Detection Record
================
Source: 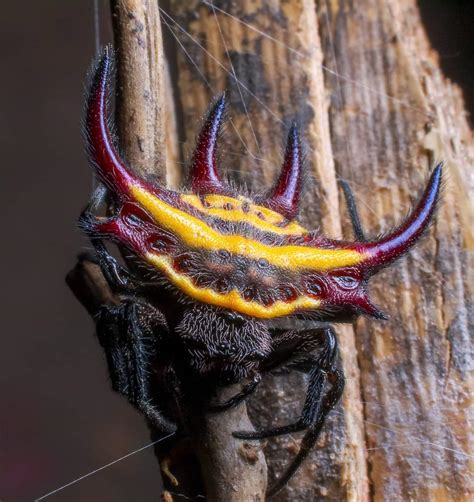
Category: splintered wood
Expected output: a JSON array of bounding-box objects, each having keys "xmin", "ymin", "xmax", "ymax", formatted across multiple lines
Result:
[
  {"xmin": 168, "ymin": 0, "xmax": 472, "ymax": 500},
  {"xmin": 317, "ymin": 1, "xmax": 472, "ymax": 500}
]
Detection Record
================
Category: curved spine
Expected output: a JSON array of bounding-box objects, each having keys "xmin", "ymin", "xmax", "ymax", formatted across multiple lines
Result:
[
  {"xmin": 84, "ymin": 47, "xmax": 170, "ymax": 201},
  {"xmin": 190, "ymin": 94, "xmax": 228, "ymax": 194},
  {"xmin": 359, "ymin": 163, "xmax": 443, "ymax": 269},
  {"xmin": 263, "ymin": 124, "xmax": 303, "ymax": 220}
]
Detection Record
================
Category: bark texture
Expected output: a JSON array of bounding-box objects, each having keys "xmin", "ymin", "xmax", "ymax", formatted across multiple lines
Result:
[
  {"xmin": 169, "ymin": 1, "xmax": 368, "ymax": 500},
  {"xmin": 112, "ymin": 0, "xmax": 166, "ymax": 180},
  {"xmin": 186, "ymin": 385, "xmax": 268, "ymax": 502},
  {"xmin": 167, "ymin": 0, "xmax": 472, "ymax": 500},
  {"xmin": 317, "ymin": 1, "xmax": 473, "ymax": 500},
  {"xmin": 70, "ymin": 1, "xmax": 268, "ymax": 501}
]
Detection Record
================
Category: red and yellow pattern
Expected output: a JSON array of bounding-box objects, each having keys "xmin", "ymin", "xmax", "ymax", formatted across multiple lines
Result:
[{"xmin": 82, "ymin": 48, "xmax": 443, "ymax": 319}]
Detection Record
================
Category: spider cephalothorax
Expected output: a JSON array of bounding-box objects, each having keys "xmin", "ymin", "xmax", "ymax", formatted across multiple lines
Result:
[
  {"xmin": 176, "ymin": 304, "xmax": 271, "ymax": 383},
  {"xmin": 77, "ymin": 47, "xmax": 442, "ymax": 496}
]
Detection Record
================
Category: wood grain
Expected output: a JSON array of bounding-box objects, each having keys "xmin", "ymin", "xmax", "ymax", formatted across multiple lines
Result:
[
  {"xmin": 111, "ymin": 0, "xmax": 166, "ymax": 180},
  {"xmin": 317, "ymin": 0, "xmax": 473, "ymax": 500},
  {"xmin": 107, "ymin": 2, "xmax": 269, "ymax": 500}
]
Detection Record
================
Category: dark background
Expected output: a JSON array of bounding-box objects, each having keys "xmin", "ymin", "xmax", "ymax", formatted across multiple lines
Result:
[{"xmin": 0, "ymin": 1, "xmax": 471, "ymax": 501}]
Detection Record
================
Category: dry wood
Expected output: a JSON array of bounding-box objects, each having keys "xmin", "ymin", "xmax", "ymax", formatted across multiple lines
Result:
[
  {"xmin": 186, "ymin": 385, "xmax": 267, "ymax": 501},
  {"xmin": 169, "ymin": 0, "xmax": 472, "ymax": 500},
  {"xmin": 317, "ymin": 0, "xmax": 473, "ymax": 500},
  {"xmin": 111, "ymin": 0, "xmax": 166, "ymax": 180}
]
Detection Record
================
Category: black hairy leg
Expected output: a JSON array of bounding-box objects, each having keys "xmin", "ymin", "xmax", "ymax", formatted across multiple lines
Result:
[
  {"xmin": 208, "ymin": 374, "xmax": 262, "ymax": 413},
  {"xmin": 91, "ymin": 239, "xmax": 140, "ymax": 293},
  {"xmin": 79, "ymin": 186, "xmax": 145, "ymax": 295},
  {"xmin": 267, "ymin": 366, "xmax": 345, "ymax": 497},
  {"xmin": 340, "ymin": 179, "xmax": 366, "ymax": 241},
  {"xmin": 207, "ymin": 326, "xmax": 337, "ymax": 417},
  {"xmin": 232, "ymin": 327, "xmax": 345, "ymax": 496},
  {"xmin": 96, "ymin": 300, "xmax": 177, "ymax": 433},
  {"xmin": 264, "ymin": 325, "xmax": 338, "ymax": 374},
  {"xmin": 79, "ymin": 192, "xmax": 178, "ymax": 433},
  {"xmin": 233, "ymin": 327, "xmax": 340, "ymax": 439}
]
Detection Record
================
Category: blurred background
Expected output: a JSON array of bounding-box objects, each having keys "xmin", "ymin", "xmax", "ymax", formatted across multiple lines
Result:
[{"xmin": 0, "ymin": 1, "xmax": 471, "ymax": 501}]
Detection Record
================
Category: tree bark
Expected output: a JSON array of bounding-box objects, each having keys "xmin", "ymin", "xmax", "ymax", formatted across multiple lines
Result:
[
  {"xmin": 111, "ymin": 0, "xmax": 166, "ymax": 180},
  {"xmin": 317, "ymin": 1, "xmax": 473, "ymax": 500},
  {"xmin": 167, "ymin": 0, "xmax": 472, "ymax": 500},
  {"xmin": 169, "ymin": 1, "xmax": 368, "ymax": 500}
]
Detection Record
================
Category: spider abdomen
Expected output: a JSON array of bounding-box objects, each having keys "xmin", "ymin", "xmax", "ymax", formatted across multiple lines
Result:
[{"xmin": 83, "ymin": 48, "xmax": 442, "ymax": 320}]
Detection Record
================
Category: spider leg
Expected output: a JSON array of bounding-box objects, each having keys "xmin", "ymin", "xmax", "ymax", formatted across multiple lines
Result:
[
  {"xmin": 96, "ymin": 299, "xmax": 177, "ymax": 433},
  {"xmin": 267, "ymin": 367, "xmax": 344, "ymax": 497},
  {"xmin": 233, "ymin": 327, "xmax": 345, "ymax": 494},
  {"xmin": 91, "ymin": 238, "xmax": 140, "ymax": 293},
  {"xmin": 79, "ymin": 190, "xmax": 141, "ymax": 293},
  {"xmin": 208, "ymin": 374, "xmax": 262, "ymax": 413},
  {"xmin": 339, "ymin": 179, "xmax": 366, "ymax": 241},
  {"xmin": 207, "ymin": 324, "xmax": 332, "ymax": 414},
  {"xmin": 262, "ymin": 325, "xmax": 336, "ymax": 374},
  {"xmin": 233, "ymin": 363, "xmax": 329, "ymax": 440},
  {"xmin": 87, "ymin": 182, "xmax": 109, "ymax": 213},
  {"xmin": 79, "ymin": 186, "xmax": 151, "ymax": 294}
]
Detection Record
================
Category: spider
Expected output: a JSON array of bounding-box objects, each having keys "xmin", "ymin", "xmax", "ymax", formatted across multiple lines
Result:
[{"xmin": 75, "ymin": 47, "xmax": 442, "ymax": 497}]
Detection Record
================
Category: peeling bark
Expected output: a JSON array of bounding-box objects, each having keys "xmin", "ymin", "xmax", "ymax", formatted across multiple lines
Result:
[{"xmin": 317, "ymin": 1, "xmax": 473, "ymax": 500}]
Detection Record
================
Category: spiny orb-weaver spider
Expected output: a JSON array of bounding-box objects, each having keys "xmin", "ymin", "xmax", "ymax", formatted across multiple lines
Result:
[{"xmin": 76, "ymin": 47, "xmax": 442, "ymax": 496}]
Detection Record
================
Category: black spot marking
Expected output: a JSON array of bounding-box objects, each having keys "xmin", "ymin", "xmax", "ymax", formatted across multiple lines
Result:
[
  {"xmin": 257, "ymin": 258, "xmax": 269, "ymax": 269},
  {"xmin": 306, "ymin": 281, "xmax": 323, "ymax": 297},
  {"xmin": 151, "ymin": 233, "xmax": 177, "ymax": 253},
  {"xmin": 278, "ymin": 286, "xmax": 298, "ymax": 302},
  {"xmin": 288, "ymin": 235, "xmax": 306, "ymax": 245},
  {"xmin": 215, "ymin": 278, "xmax": 230, "ymax": 294},
  {"xmin": 243, "ymin": 287, "xmax": 256, "ymax": 302},
  {"xmin": 174, "ymin": 254, "xmax": 193, "ymax": 273},
  {"xmin": 194, "ymin": 275, "xmax": 212, "ymax": 288},
  {"xmin": 218, "ymin": 249, "xmax": 231, "ymax": 260},
  {"xmin": 124, "ymin": 213, "xmax": 145, "ymax": 227},
  {"xmin": 334, "ymin": 276, "xmax": 359, "ymax": 289},
  {"xmin": 151, "ymin": 239, "xmax": 168, "ymax": 253},
  {"xmin": 261, "ymin": 294, "xmax": 275, "ymax": 307}
]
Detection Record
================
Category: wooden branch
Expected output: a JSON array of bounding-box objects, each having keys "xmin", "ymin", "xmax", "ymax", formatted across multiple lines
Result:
[
  {"xmin": 68, "ymin": 0, "xmax": 472, "ymax": 499},
  {"xmin": 186, "ymin": 386, "xmax": 267, "ymax": 501},
  {"xmin": 168, "ymin": 0, "xmax": 473, "ymax": 500},
  {"xmin": 66, "ymin": 258, "xmax": 118, "ymax": 315},
  {"xmin": 317, "ymin": 0, "xmax": 473, "ymax": 500},
  {"xmin": 111, "ymin": 0, "xmax": 166, "ymax": 180}
]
